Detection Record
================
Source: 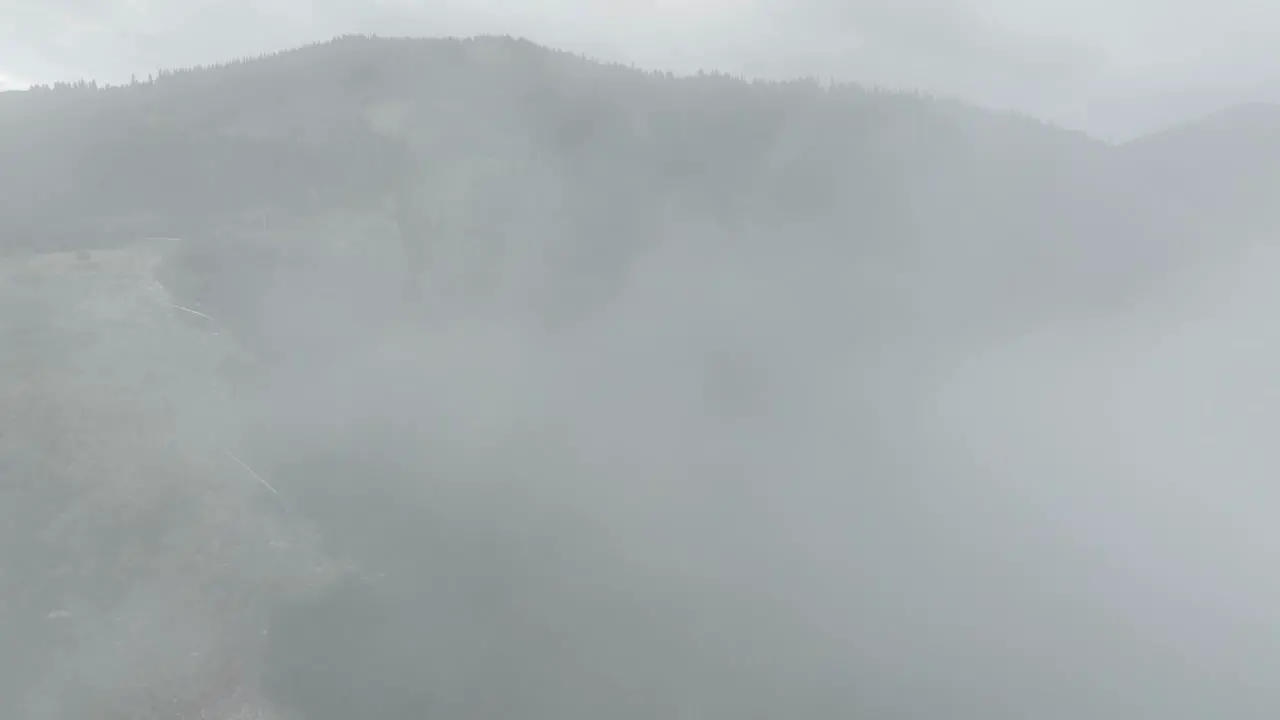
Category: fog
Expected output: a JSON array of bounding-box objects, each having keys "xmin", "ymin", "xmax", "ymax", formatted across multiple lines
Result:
[
  {"xmin": 222, "ymin": 177, "xmax": 1280, "ymax": 717},
  {"xmin": 4, "ymin": 12, "xmax": 1280, "ymax": 720}
]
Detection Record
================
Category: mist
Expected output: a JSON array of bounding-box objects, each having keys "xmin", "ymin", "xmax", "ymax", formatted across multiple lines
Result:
[
  {"xmin": 4, "ymin": 22, "xmax": 1280, "ymax": 720},
  {"xmin": 233, "ymin": 168, "xmax": 1280, "ymax": 718}
]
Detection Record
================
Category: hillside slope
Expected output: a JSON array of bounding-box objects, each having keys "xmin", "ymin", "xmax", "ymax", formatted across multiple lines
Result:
[
  {"xmin": 0, "ymin": 241, "xmax": 335, "ymax": 719},
  {"xmin": 1120, "ymin": 101, "xmax": 1280, "ymax": 239}
]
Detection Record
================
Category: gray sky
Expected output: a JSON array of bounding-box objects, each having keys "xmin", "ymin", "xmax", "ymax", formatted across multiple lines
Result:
[{"xmin": 1, "ymin": 1, "xmax": 1277, "ymax": 137}]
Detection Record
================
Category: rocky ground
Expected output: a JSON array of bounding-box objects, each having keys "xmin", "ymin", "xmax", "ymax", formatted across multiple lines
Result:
[{"xmin": 0, "ymin": 240, "xmax": 339, "ymax": 719}]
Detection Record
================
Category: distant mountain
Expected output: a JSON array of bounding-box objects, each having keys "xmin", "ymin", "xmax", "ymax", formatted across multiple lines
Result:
[{"xmin": 1121, "ymin": 102, "xmax": 1280, "ymax": 240}]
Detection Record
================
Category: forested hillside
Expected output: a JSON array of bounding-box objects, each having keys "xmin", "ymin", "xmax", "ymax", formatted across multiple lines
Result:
[
  {"xmin": 6, "ymin": 34, "xmax": 1280, "ymax": 720},
  {"xmin": 0, "ymin": 34, "xmax": 1221, "ymax": 335}
]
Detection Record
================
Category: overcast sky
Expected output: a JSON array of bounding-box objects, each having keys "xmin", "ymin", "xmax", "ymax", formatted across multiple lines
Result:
[{"xmin": 2, "ymin": 0, "xmax": 1279, "ymax": 138}]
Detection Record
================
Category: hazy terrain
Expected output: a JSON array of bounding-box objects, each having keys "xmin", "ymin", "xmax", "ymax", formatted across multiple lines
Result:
[{"xmin": 4, "ymin": 34, "xmax": 1280, "ymax": 719}]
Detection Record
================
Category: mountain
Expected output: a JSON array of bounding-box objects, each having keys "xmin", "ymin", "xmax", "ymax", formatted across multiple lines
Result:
[
  {"xmin": 1120, "ymin": 101, "xmax": 1280, "ymax": 240},
  {"xmin": 0, "ymin": 34, "xmax": 1197, "ymax": 338},
  {"xmin": 6, "ymin": 34, "xmax": 1280, "ymax": 720}
]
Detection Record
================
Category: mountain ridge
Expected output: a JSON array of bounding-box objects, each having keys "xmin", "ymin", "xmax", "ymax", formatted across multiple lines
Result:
[{"xmin": 4, "ymin": 35, "xmax": 1277, "ymax": 340}]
